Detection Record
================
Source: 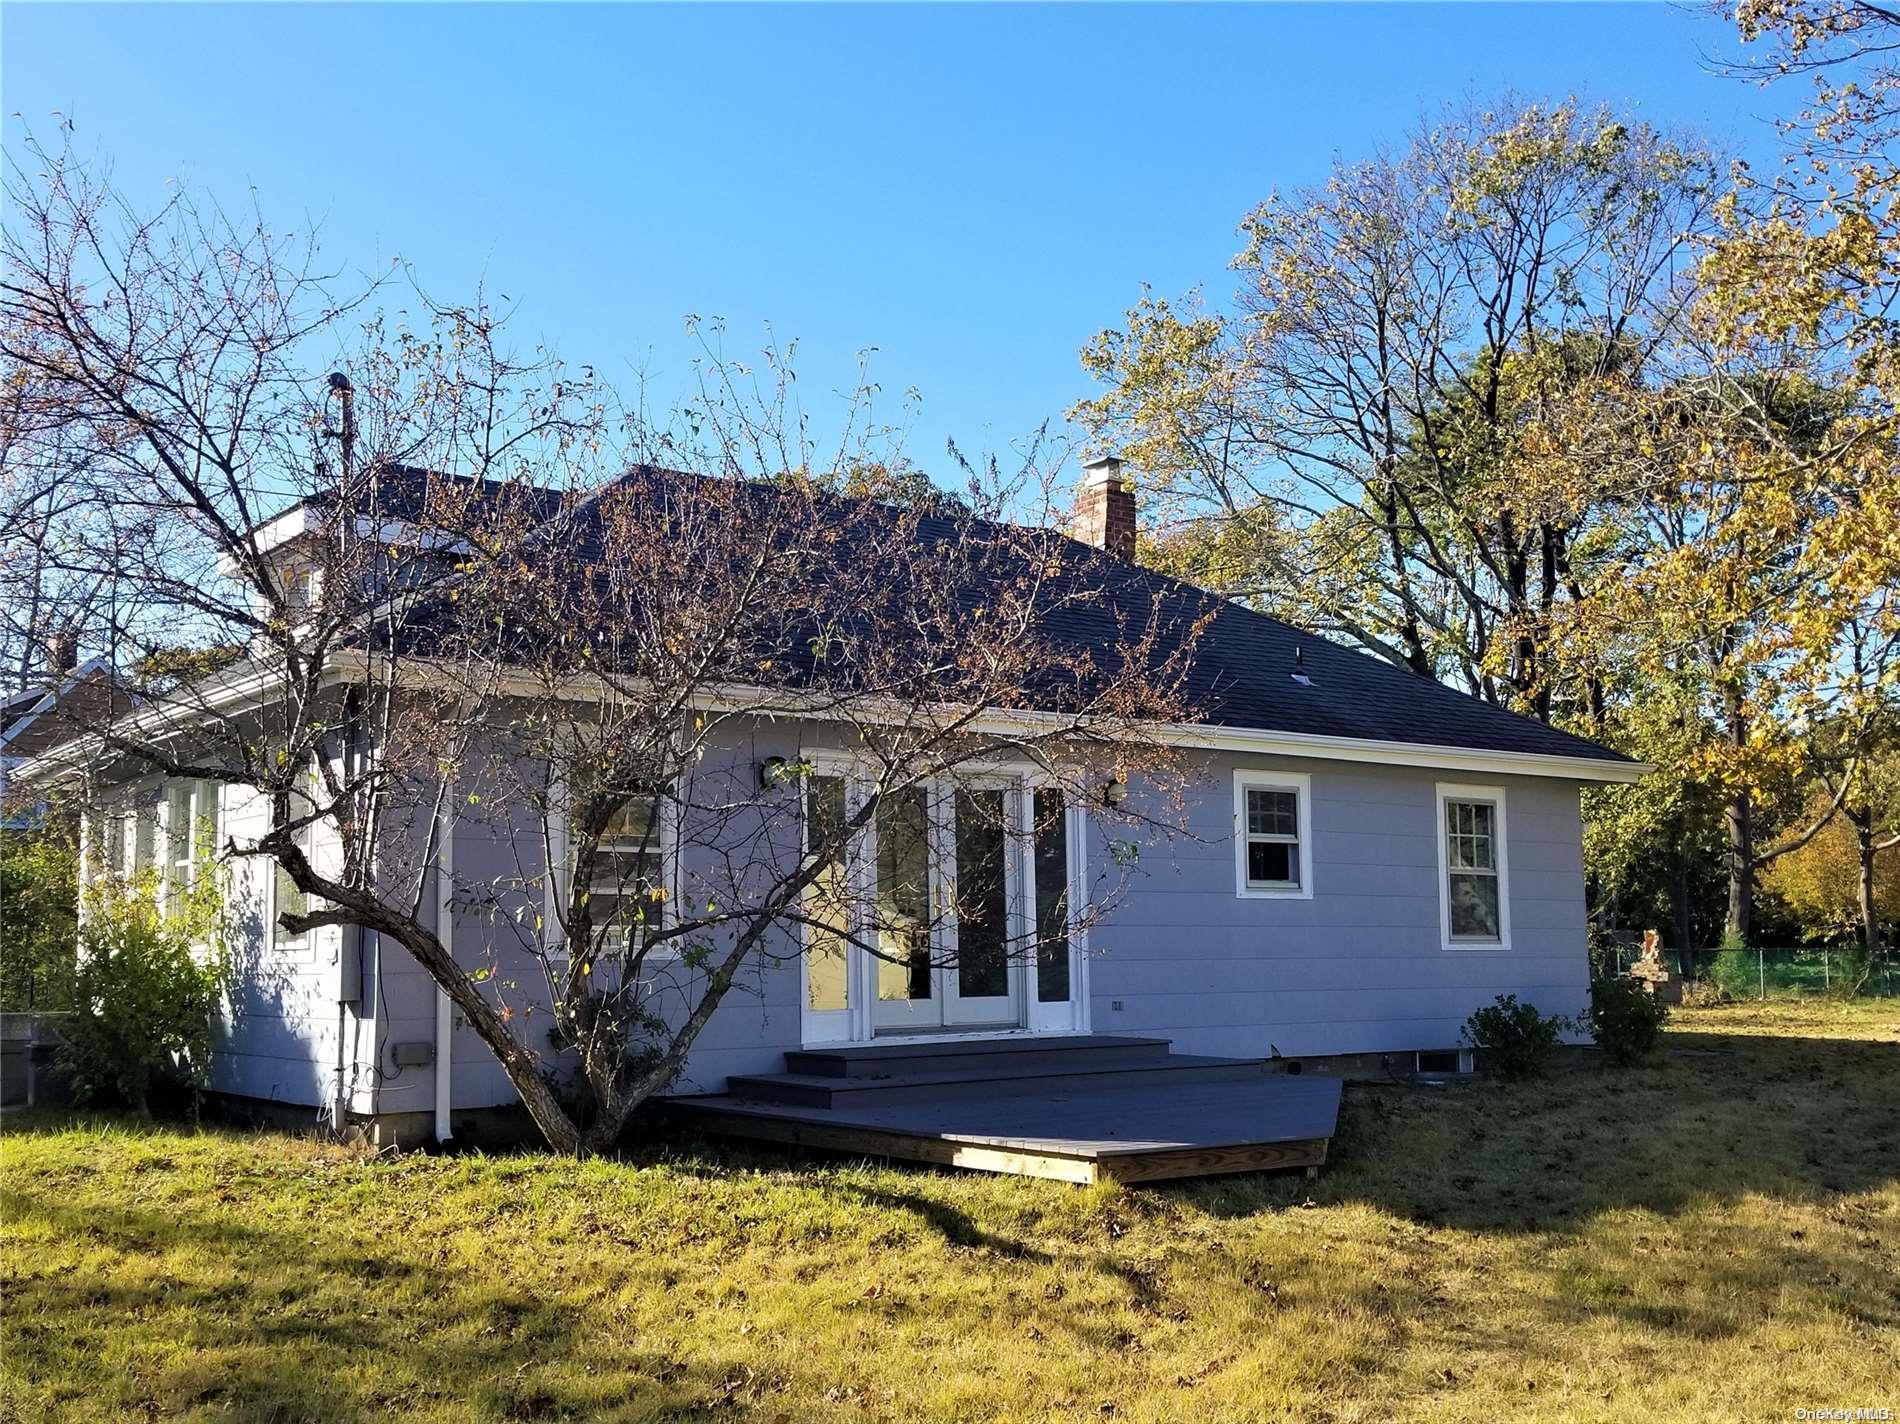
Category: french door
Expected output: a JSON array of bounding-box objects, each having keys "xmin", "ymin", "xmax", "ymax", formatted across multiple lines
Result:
[
  {"xmin": 800, "ymin": 764, "xmax": 1085, "ymax": 1044},
  {"xmin": 872, "ymin": 781, "xmax": 1023, "ymax": 1032}
]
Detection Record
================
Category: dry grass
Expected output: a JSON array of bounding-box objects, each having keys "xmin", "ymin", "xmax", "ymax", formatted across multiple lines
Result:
[{"xmin": 3, "ymin": 998, "xmax": 1896, "ymax": 1423}]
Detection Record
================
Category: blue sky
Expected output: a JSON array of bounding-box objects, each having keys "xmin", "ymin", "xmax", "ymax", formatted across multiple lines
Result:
[{"xmin": 4, "ymin": 3, "xmax": 1786, "ymax": 483}]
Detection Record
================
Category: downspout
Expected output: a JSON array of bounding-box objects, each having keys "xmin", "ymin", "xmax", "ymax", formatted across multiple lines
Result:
[
  {"xmin": 434, "ymin": 793, "xmax": 454, "ymax": 1145},
  {"xmin": 333, "ymin": 991, "xmax": 349, "ymax": 1131}
]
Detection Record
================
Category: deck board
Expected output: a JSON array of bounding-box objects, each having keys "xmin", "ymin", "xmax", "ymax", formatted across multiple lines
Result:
[{"xmin": 665, "ymin": 1073, "xmax": 1342, "ymax": 1183}]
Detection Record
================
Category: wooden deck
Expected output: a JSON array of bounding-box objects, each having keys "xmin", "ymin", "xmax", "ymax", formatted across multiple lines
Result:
[{"xmin": 662, "ymin": 1036, "xmax": 1343, "ymax": 1184}]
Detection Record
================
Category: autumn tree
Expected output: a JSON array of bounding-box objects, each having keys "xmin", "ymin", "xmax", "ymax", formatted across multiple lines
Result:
[
  {"xmin": 1073, "ymin": 97, "xmax": 1729, "ymax": 720},
  {"xmin": 1, "ymin": 139, "xmax": 1208, "ymax": 1154},
  {"xmin": 1626, "ymin": 0, "xmax": 1900, "ymax": 942}
]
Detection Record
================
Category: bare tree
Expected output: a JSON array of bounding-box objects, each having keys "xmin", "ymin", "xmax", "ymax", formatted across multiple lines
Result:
[{"xmin": 2, "ymin": 139, "xmax": 1209, "ymax": 1153}]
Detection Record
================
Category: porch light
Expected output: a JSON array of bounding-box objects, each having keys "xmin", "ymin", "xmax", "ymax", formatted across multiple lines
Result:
[
  {"xmin": 1103, "ymin": 777, "xmax": 1128, "ymax": 807},
  {"xmin": 758, "ymin": 756, "xmax": 789, "ymax": 791}
]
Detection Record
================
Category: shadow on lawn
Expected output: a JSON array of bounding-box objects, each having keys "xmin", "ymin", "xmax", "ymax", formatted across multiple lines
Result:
[
  {"xmin": 0, "ymin": 1185, "xmax": 717, "ymax": 1422},
  {"xmin": 1174, "ymin": 1023, "xmax": 1900, "ymax": 1234}
]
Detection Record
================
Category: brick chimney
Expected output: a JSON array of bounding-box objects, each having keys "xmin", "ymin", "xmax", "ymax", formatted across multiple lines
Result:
[
  {"xmin": 41, "ymin": 627, "xmax": 79, "ymax": 687},
  {"xmin": 1073, "ymin": 453, "xmax": 1136, "ymax": 561}
]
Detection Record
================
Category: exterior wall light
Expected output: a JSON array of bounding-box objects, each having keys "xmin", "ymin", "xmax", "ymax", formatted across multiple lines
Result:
[
  {"xmin": 1103, "ymin": 777, "xmax": 1129, "ymax": 807},
  {"xmin": 758, "ymin": 756, "xmax": 788, "ymax": 791}
]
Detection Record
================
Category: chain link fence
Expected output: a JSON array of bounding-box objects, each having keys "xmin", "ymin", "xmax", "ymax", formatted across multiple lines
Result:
[{"xmin": 1595, "ymin": 943, "xmax": 1900, "ymax": 999}]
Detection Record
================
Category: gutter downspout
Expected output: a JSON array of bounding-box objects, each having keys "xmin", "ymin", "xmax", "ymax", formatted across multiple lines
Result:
[{"xmin": 434, "ymin": 794, "xmax": 454, "ymax": 1146}]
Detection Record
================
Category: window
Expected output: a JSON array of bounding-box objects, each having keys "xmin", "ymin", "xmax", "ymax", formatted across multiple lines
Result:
[
  {"xmin": 875, "ymin": 784, "xmax": 933, "ymax": 1003},
  {"xmin": 1437, "ymin": 784, "xmax": 1510, "ymax": 950},
  {"xmin": 1233, "ymin": 770, "xmax": 1312, "ymax": 898},
  {"xmin": 99, "ymin": 801, "xmax": 128, "ymax": 878},
  {"xmin": 575, "ymin": 792, "xmax": 671, "ymax": 954},
  {"xmin": 1032, "ymin": 788, "xmax": 1070, "ymax": 1004},
  {"xmin": 165, "ymin": 779, "xmax": 217, "ymax": 909},
  {"xmin": 273, "ymin": 817, "xmax": 314, "ymax": 955},
  {"xmin": 271, "ymin": 779, "xmax": 319, "ymax": 956},
  {"xmin": 804, "ymin": 774, "xmax": 851, "ymax": 1013},
  {"xmin": 132, "ymin": 796, "xmax": 158, "ymax": 877}
]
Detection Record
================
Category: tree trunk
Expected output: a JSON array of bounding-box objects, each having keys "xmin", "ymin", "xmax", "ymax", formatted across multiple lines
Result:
[
  {"xmin": 1671, "ymin": 823, "xmax": 1693, "ymax": 955},
  {"xmin": 350, "ymin": 905, "xmax": 589, "ymax": 1153},
  {"xmin": 1726, "ymin": 790, "xmax": 1754, "ymax": 945},
  {"xmin": 1851, "ymin": 807, "xmax": 1880, "ymax": 958},
  {"xmin": 1723, "ymin": 681, "xmax": 1753, "ymax": 944},
  {"xmin": 1377, "ymin": 476, "xmax": 1432, "ymax": 679}
]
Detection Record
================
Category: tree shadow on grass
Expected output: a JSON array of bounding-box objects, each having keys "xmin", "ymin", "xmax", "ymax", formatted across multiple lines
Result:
[{"xmin": 0, "ymin": 1186, "xmax": 732, "ymax": 1423}]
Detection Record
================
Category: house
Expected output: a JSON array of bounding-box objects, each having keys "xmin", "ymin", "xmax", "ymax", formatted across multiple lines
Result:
[
  {"xmin": 22, "ymin": 456, "xmax": 1641, "ymax": 1148},
  {"xmin": 1, "ymin": 645, "xmax": 119, "ymax": 830}
]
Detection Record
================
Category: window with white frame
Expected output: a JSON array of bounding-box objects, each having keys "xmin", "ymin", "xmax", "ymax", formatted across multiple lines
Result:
[
  {"xmin": 1233, "ymin": 770, "xmax": 1312, "ymax": 898},
  {"xmin": 1438, "ymin": 784, "xmax": 1509, "ymax": 949},
  {"xmin": 164, "ymin": 779, "xmax": 217, "ymax": 909},
  {"xmin": 574, "ymin": 792, "xmax": 671, "ymax": 954},
  {"xmin": 271, "ymin": 779, "xmax": 318, "ymax": 956},
  {"xmin": 132, "ymin": 794, "xmax": 158, "ymax": 878},
  {"xmin": 803, "ymin": 772, "xmax": 852, "ymax": 1013},
  {"xmin": 272, "ymin": 818, "xmax": 314, "ymax": 955}
]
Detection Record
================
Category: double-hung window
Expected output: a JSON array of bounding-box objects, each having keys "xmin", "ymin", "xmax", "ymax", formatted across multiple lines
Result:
[
  {"xmin": 273, "ymin": 818, "xmax": 314, "ymax": 955},
  {"xmin": 577, "ymin": 792, "xmax": 671, "ymax": 954},
  {"xmin": 271, "ymin": 779, "xmax": 320, "ymax": 956},
  {"xmin": 1437, "ymin": 784, "xmax": 1509, "ymax": 950},
  {"xmin": 1233, "ymin": 770, "xmax": 1312, "ymax": 899},
  {"xmin": 165, "ymin": 779, "xmax": 217, "ymax": 910}
]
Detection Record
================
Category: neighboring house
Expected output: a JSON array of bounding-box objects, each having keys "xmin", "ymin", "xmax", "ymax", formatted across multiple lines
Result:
[
  {"xmin": 0, "ymin": 653, "xmax": 119, "ymax": 830},
  {"xmin": 24, "ymin": 457, "xmax": 1642, "ymax": 1142}
]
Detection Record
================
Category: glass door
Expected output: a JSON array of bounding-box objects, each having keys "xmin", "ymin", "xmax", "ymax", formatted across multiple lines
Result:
[
  {"xmin": 867, "ymin": 779, "xmax": 1029, "ymax": 1033},
  {"xmin": 803, "ymin": 769, "xmax": 1075, "ymax": 1045},
  {"xmin": 940, "ymin": 785, "xmax": 1024, "ymax": 1026},
  {"xmin": 872, "ymin": 783, "xmax": 940, "ymax": 1031}
]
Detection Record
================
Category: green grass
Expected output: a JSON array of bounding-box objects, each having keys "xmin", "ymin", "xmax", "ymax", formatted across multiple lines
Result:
[{"xmin": 4, "ymin": 999, "xmax": 1897, "ymax": 1423}]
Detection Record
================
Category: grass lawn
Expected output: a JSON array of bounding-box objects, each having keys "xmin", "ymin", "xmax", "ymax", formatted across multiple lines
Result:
[{"xmin": 3, "ymin": 1000, "xmax": 1897, "ymax": 1423}]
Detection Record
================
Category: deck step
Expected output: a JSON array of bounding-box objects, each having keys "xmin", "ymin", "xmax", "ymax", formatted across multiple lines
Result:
[
  {"xmin": 727, "ymin": 1055, "xmax": 1266, "ymax": 1108},
  {"xmin": 782, "ymin": 1034, "xmax": 1172, "ymax": 1080}
]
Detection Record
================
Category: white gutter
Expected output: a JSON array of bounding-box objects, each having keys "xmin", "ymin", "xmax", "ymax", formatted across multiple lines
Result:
[
  {"xmin": 434, "ymin": 792, "xmax": 454, "ymax": 1146},
  {"xmin": 11, "ymin": 651, "xmax": 1650, "ymax": 789}
]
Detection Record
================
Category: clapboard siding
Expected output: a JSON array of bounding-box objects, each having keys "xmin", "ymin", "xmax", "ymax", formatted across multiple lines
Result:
[
  {"xmin": 205, "ymin": 783, "xmax": 347, "ymax": 1108},
  {"xmin": 189, "ymin": 721, "xmax": 1591, "ymax": 1116},
  {"xmin": 1085, "ymin": 753, "xmax": 1588, "ymax": 1060}
]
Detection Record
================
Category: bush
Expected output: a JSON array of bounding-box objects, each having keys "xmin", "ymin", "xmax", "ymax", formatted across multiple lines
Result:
[
  {"xmin": 1587, "ymin": 976, "xmax": 1670, "ymax": 1065},
  {"xmin": 1461, "ymin": 994, "xmax": 1569, "ymax": 1080},
  {"xmin": 58, "ymin": 870, "xmax": 228, "ymax": 1116},
  {"xmin": 0, "ymin": 825, "xmax": 79, "ymax": 1013},
  {"xmin": 1708, "ymin": 946, "xmax": 1758, "ymax": 1000}
]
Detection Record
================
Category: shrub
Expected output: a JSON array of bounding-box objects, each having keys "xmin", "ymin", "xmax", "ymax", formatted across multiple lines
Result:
[
  {"xmin": 0, "ymin": 824, "xmax": 79, "ymax": 1013},
  {"xmin": 58, "ymin": 869, "xmax": 228, "ymax": 1116},
  {"xmin": 1461, "ymin": 994, "xmax": 1569, "ymax": 1080},
  {"xmin": 1587, "ymin": 976, "xmax": 1670, "ymax": 1065},
  {"xmin": 1708, "ymin": 946, "xmax": 1758, "ymax": 1000}
]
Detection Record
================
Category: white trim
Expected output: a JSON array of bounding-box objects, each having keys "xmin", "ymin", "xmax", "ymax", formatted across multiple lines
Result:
[
  {"xmin": 1435, "ymin": 782, "xmax": 1511, "ymax": 953},
  {"xmin": 796, "ymin": 751, "xmax": 868, "ymax": 1045},
  {"xmin": 1232, "ymin": 769, "xmax": 1314, "ymax": 900},
  {"xmin": 10, "ymin": 654, "xmax": 1648, "ymax": 791},
  {"xmin": 792, "ymin": 752, "xmax": 1090, "ymax": 1049},
  {"xmin": 231, "ymin": 505, "xmax": 472, "ymax": 564}
]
